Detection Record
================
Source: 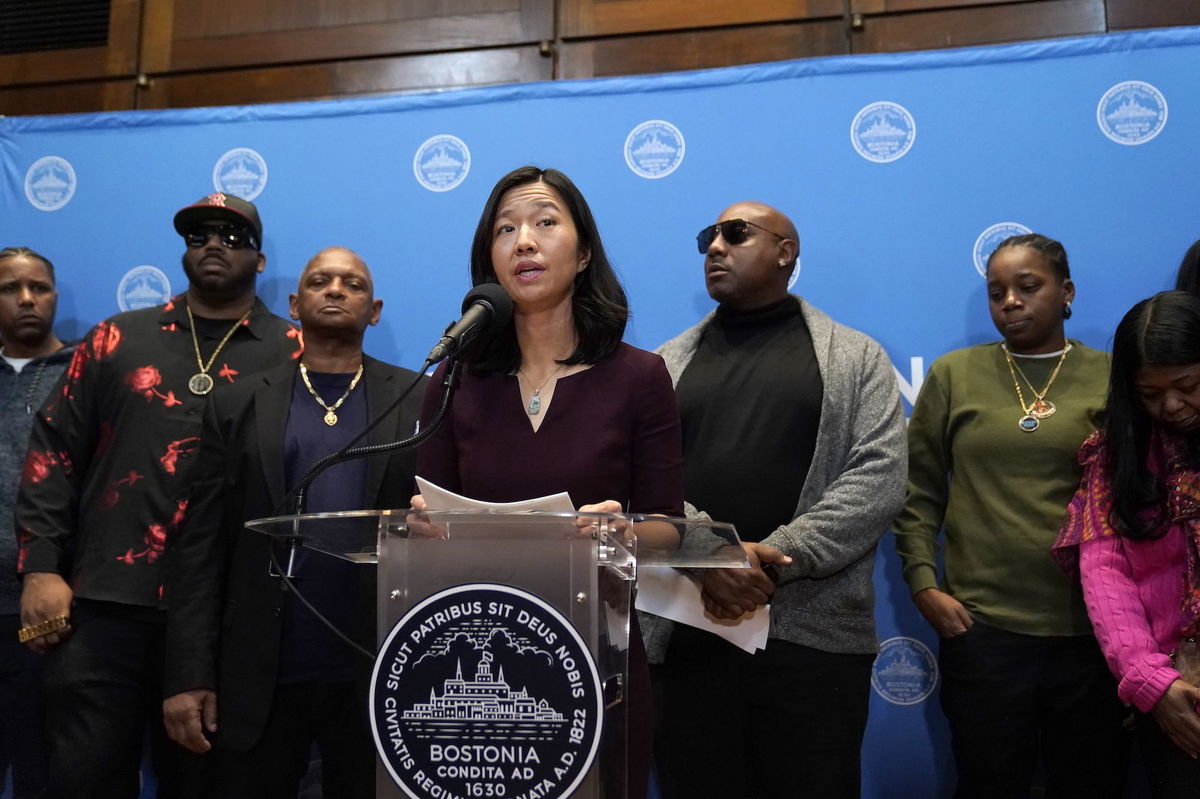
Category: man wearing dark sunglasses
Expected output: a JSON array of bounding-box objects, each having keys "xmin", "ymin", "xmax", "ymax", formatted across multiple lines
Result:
[
  {"xmin": 15, "ymin": 192, "xmax": 301, "ymax": 798},
  {"xmin": 644, "ymin": 201, "xmax": 907, "ymax": 798}
]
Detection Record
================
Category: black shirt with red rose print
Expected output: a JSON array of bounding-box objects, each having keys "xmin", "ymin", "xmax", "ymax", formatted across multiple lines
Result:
[{"xmin": 15, "ymin": 294, "xmax": 301, "ymax": 609}]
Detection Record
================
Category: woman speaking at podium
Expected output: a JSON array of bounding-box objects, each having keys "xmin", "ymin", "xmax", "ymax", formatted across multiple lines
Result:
[{"xmin": 412, "ymin": 165, "xmax": 685, "ymax": 798}]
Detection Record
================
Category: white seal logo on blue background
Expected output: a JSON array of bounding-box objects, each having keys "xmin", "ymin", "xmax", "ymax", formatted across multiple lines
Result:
[
  {"xmin": 624, "ymin": 120, "xmax": 685, "ymax": 179},
  {"xmin": 973, "ymin": 221, "xmax": 1033, "ymax": 277},
  {"xmin": 1097, "ymin": 81, "xmax": 1167, "ymax": 146},
  {"xmin": 851, "ymin": 102, "xmax": 916, "ymax": 163},
  {"xmin": 212, "ymin": 148, "xmax": 268, "ymax": 201},
  {"xmin": 371, "ymin": 583, "xmax": 603, "ymax": 799},
  {"xmin": 117, "ymin": 266, "xmax": 172, "ymax": 312},
  {"xmin": 414, "ymin": 135, "xmax": 471, "ymax": 192},
  {"xmin": 24, "ymin": 156, "xmax": 77, "ymax": 212},
  {"xmin": 872, "ymin": 636, "xmax": 938, "ymax": 705}
]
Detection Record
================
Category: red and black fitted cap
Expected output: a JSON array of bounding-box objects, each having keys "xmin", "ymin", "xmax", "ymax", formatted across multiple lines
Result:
[{"xmin": 172, "ymin": 192, "xmax": 263, "ymax": 249}]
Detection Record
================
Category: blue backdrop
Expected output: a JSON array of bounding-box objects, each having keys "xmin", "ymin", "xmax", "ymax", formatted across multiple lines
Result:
[{"xmin": 4, "ymin": 25, "xmax": 1200, "ymax": 797}]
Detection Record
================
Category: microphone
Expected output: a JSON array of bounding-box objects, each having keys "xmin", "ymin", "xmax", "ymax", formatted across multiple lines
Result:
[{"xmin": 426, "ymin": 283, "xmax": 513, "ymax": 364}]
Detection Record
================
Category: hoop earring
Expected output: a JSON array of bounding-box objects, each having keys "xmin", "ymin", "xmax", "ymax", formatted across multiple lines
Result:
[{"xmin": 1063, "ymin": 302, "xmax": 1073, "ymax": 320}]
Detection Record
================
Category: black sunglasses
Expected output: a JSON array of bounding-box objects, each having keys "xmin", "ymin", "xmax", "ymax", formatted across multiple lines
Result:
[
  {"xmin": 183, "ymin": 225, "xmax": 258, "ymax": 251},
  {"xmin": 696, "ymin": 219, "xmax": 789, "ymax": 254}
]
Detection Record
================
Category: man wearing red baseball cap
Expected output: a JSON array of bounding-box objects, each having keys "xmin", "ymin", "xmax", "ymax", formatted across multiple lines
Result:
[{"xmin": 15, "ymin": 192, "xmax": 301, "ymax": 798}]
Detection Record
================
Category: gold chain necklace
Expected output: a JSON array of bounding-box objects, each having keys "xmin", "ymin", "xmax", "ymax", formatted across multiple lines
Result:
[
  {"xmin": 517, "ymin": 364, "xmax": 565, "ymax": 415},
  {"xmin": 299, "ymin": 362, "xmax": 364, "ymax": 426},
  {"xmin": 1002, "ymin": 343, "xmax": 1070, "ymax": 432},
  {"xmin": 185, "ymin": 305, "xmax": 253, "ymax": 396}
]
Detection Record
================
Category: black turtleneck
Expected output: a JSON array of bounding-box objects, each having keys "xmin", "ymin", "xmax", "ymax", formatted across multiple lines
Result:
[{"xmin": 675, "ymin": 296, "xmax": 822, "ymax": 542}]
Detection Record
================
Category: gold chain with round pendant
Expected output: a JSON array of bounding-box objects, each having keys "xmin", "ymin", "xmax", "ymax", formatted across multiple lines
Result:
[
  {"xmin": 1002, "ymin": 343, "xmax": 1071, "ymax": 433},
  {"xmin": 299, "ymin": 362, "xmax": 364, "ymax": 426},
  {"xmin": 186, "ymin": 304, "xmax": 253, "ymax": 396}
]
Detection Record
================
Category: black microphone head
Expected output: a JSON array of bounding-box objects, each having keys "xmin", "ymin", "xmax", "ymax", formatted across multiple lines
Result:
[{"xmin": 462, "ymin": 283, "xmax": 513, "ymax": 332}]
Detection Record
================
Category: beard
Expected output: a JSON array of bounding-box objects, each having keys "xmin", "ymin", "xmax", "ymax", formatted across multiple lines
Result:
[
  {"xmin": 181, "ymin": 253, "xmax": 258, "ymax": 300},
  {"xmin": 3, "ymin": 316, "xmax": 54, "ymax": 348}
]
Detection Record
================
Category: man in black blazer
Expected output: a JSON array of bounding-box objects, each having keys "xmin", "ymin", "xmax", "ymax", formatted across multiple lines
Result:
[{"xmin": 161, "ymin": 247, "xmax": 425, "ymax": 798}]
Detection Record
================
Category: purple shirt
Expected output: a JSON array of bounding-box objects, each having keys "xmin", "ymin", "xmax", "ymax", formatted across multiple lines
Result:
[
  {"xmin": 418, "ymin": 342, "xmax": 683, "ymax": 516},
  {"xmin": 416, "ymin": 341, "xmax": 680, "ymax": 799}
]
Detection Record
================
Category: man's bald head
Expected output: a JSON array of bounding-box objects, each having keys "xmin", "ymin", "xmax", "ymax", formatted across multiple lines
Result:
[
  {"xmin": 289, "ymin": 246, "xmax": 382, "ymax": 336},
  {"xmin": 718, "ymin": 202, "xmax": 798, "ymax": 249},
  {"xmin": 301, "ymin": 247, "xmax": 374, "ymax": 292}
]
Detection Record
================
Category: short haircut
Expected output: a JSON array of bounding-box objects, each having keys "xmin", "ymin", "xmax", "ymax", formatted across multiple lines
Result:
[
  {"xmin": 0, "ymin": 246, "xmax": 56, "ymax": 283},
  {"xmin": 986, "ymin": 233, "xmax": 1070, "ymax": 281}
]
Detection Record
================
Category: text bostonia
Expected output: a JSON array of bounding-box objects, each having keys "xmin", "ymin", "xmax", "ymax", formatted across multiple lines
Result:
[{"xmin": 429, "ymin": 744, "xmax": 540, "ymax": 764}]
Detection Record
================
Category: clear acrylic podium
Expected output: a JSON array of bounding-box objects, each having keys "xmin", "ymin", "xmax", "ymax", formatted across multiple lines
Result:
[{"xmin": 246, "ymin": 509, "xmax": 747, "ymax": 799}]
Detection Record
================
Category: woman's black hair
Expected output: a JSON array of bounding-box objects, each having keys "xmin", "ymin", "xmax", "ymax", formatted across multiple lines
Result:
[
  {"xmin": 1174, "ymin": 239, "xmax": 1200, "ymax": 296},
  {"xmin": 460, "ymin": 166, "xmax": 628, "ymax": 372},
  {"xmin": 1105, "ymin": 290, "xmax": 1200, "ymax": 539},
  {"xmin": 0, "ymin": 246, "xmax": 55, "ymax": 282},
  {"xmin": 987, "ymin": 233, "xmax": 1071, "ymax": 282}
]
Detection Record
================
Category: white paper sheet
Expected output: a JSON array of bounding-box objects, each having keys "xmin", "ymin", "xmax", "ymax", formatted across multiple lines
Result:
[
  {"xmin": 635, "ymin": 566, "xmax": 770, "ymax": 654},
  {"xmin": 416, "ymin": 476, "xmax": 575, "ymax": 512}
]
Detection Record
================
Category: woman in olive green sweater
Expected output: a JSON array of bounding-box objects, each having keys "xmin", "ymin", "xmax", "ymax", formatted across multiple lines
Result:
[{"xmin": 893, "ymin": 234, "xmax": 1127, "ymax": 798}]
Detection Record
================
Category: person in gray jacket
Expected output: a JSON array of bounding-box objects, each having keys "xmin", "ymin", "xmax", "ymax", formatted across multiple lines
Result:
[
  {"xmin": 0, "ymin": 246, "xmax": 73, "ymax": 799},
  {"xmin": 645, "ymin": 202, "xmax": 907, "ymax": 799}
]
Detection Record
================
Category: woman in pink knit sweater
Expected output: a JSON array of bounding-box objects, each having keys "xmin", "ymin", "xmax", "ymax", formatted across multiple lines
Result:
[{"xmin": 1054, "ymin": 290, "xmax": 1200, "ymax": 798}]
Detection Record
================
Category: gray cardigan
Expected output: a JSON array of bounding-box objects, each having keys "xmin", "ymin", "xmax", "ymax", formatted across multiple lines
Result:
[{"xmin": 640, "ymin": 298, "xmax": 907, "ymax": 659}]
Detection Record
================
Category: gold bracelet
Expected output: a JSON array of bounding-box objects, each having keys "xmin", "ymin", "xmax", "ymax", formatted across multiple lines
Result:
[{"xmin": 17, "ymin": 614, "xmax": 69, "ymax": 643}]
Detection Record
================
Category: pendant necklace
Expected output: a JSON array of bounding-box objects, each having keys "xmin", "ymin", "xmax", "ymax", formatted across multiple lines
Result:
[
  {"xmin": 518, "ymin": 364, "xmax": 565, "ymax": 415},
  {"xmin": 299, "ymin": 362, "xmax": 364, "ymax": 426},
  {"xmin": 186, "ymin": 305, "xmax": 253, "ymax": 396},
  {"xmin": 1002, "ymin": 343, "xmax": 1071, "ymax": 433}
]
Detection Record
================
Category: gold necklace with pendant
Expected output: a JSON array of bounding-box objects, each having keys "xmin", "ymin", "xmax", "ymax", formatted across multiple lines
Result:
[
  {"xmin": 1002, "ymin": 343, "xmax": 1070, "ymax": 433},
  {"xmin": 299, "ymin": 362, "xmax": 364, "ymax": 426},
  {"xmin": 185, "ymin": 304, "xmax": 252, "ymax": 396}
]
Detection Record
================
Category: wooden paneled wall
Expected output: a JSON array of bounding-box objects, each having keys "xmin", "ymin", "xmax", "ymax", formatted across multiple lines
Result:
[{"xmin": 2, "ymin": 0, "xmax": 1199, "ymax": 115}]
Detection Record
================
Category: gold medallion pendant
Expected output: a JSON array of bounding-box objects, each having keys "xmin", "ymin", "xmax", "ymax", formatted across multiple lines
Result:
[
  {"xmin": 1029, "ymin": 399, "xmax": 1056, "ymax": 419},
  {"xmin": 1003, "ymin": 343, "xmax": 1071, "ymax": 435},
  {"xmin": 300, "ymin": 361, "xmax": 364, "ymax": 428},
  {"xmin": 188, "ymin": 372, "xmax": 215, "ymax": 396},
  {"xmin": 186, "ymin": 305, "xmax": 252, "ymax": 396}
]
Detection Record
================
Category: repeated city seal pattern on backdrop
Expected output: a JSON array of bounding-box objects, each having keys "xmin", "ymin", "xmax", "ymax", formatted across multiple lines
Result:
[
  {"xmin": 24, "ymin": 156, "xmax": 76, "ymax": 212},
  {"xmin": 117, "ymin": 266, "xmax": 172, "ymax": 313},
  {"xmin": 872, "ymin": 637, "xmax": 938, "ymax": 706},
  {"xmin": 414, "ymin": 135, "xmax": 472, "ymax": 192},
  {"xmin": 213, "ymin": 147, "xmax": 269, "ymax": 201}
]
